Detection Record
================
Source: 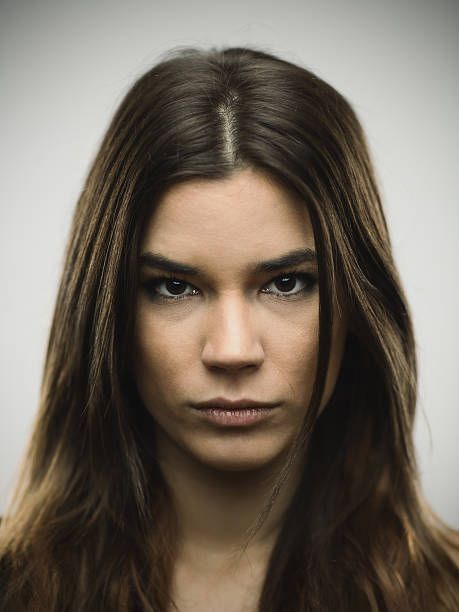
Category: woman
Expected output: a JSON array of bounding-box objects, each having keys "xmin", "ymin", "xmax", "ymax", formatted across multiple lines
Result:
[{"xmin": 0, "ymin": 46, "xmax": 458, "ymax": 611}]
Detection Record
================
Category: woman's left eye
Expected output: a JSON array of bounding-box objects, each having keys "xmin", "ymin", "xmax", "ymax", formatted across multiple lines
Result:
[{"xmin": 261, "ymin": 273, "xmax": 316, "ymax": 297}]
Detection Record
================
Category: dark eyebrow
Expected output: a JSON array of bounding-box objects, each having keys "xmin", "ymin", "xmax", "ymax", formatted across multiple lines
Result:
[
  {"xmin": 139, "ymin": 252, "xmax": 199, "ymax": 275},
  {"xmin": 139, "ymin": 248, "xmax": 317, "ymax": 276},
  {"xmin": 252, "ymin": 248, "xmax": 317, "ymax": 273}
]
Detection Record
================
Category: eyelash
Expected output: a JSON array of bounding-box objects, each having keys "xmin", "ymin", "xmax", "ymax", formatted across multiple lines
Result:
[{"xmin": 141, "ymin": 270, "xmax": 317, "ymax": 302}]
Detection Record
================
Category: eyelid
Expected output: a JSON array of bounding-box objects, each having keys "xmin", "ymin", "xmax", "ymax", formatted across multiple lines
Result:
[{"xmin": 263, "ymin": 268, "xmax": 315, "ymax": 283}]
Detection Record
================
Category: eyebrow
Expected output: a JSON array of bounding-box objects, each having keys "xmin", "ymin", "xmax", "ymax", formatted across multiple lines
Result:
[
  {"xmin": 139, "ymin": 248, "xmax": 317, "ymax": 275},
  {"xmin": 253, "ymin": 248, "xmax": 317, "ymax": 272}
]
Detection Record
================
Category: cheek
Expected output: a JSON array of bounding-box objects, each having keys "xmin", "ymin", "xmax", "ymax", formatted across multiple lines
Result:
[
  {"xmin": 131, "ymin": 308, "xmax": 196, "ymax": 403},
  {"xmin": 266, "ymin": 308, "xmax": 347, "ymax": 411},
  {"xmin": 266, "ymin": 315, "xmax": 320, "ymax": 399}
]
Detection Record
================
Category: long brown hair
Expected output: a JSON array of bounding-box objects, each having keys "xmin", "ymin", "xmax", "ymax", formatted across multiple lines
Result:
[{"xmin": 1, "ymin": 47, "xmax": 458, "ymax": 611}]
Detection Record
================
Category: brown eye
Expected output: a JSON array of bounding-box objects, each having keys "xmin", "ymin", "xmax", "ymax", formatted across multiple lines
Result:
[
  {"xmin": 274, "ymin": 276, "xmax": 296, "ymax": 292},
  {"xmin": 261, "ymin": 273, "xmax": 316, "ymax": 297},
  {"xmin": 142, "ymin": 277, "xmax": 200, "ymax": 301},
  {"xmin": 165, "ymin": 279, "xmax": 188, "ymax": 295}
]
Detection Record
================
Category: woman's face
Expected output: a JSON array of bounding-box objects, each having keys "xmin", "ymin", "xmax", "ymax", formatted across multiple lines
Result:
[{"xmin": 132, "ymin": 168, "xmax": 347, "ymax": 472}]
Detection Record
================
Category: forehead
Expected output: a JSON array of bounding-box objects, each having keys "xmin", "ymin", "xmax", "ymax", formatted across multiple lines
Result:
[{"xmin": 141, "ymin": 168, "xmax": 314, "ymax": 268}]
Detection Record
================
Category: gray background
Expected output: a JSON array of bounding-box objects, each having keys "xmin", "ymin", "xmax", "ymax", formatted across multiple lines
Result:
[{"xmin": 1, "ymin": 0, "xmax": 458, "ymax": 527}]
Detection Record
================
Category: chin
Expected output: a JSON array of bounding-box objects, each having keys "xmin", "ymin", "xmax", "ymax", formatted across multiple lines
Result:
[
  {"xmin": 188, "ymin": 437, "xmax": 290, "ymax": 474},
  {"xmin": 199, "ymin": 455, "xmax": 274, "ymax": 473}
]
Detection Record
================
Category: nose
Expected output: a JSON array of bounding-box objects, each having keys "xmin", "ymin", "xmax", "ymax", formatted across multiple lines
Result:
[{"xmin": 200, "ymin": 295, "xmax": 264, "ymax": 372}]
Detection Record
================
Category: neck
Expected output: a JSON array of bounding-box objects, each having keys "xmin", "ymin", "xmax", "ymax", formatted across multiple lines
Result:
[{"xmin": 156, "ymin": 431, "xmax": 303, "ymax": 571}]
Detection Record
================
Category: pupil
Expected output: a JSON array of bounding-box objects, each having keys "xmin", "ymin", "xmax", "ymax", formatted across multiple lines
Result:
[
  {"xmin": 166, "ymin": 279, "xmax": 186, "ymax": 295},
  {"xmin": 275, "ymin": 276, "xmax": 295, "ymax": 292}
]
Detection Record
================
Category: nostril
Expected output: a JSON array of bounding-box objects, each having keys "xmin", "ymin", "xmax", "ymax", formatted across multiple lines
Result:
[
  {"xmin": 201, "ymin": 348, "xmax": 264, "ymax": 371},
  {"xmin": 204, "ymin": 359, "xmax": 261, "ymax": 372}
]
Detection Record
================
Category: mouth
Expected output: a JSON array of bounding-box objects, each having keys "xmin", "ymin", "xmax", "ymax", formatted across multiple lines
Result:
[{"xmin": 190, "ymin": 397, "xmax": 280, "ymax": 427}]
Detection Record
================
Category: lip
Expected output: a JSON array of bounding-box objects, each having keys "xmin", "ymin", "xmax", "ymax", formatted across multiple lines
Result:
[{"xmin": 190, "ymin": 397, "xmax": 280, "ymax": 427}]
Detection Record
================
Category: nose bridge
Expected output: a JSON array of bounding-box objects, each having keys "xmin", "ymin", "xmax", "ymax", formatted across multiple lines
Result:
[{"xmin": 201, "ymin": 292, "xmax": 264, "ymax": 370}]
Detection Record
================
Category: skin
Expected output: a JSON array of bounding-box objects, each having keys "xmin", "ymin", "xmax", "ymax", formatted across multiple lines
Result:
[{"xmin": 132, "ymin": 168, "xmax": 348, "ymax": 611}]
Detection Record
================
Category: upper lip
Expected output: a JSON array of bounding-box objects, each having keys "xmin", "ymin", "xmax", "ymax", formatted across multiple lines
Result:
[{"xmin": 192, "ymin": 398, "xmax": 280, "ymax": 410}]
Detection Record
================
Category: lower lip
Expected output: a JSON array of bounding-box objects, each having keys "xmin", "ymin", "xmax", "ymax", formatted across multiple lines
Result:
[{"xmin": 192, "ymin": 407, "xmax": 277, "ymax": 426}]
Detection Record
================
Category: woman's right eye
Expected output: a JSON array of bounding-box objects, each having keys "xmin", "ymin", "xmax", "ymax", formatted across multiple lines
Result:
[{"xmin": 142, "ymin": 277, "xmax": 200, "ymax": 301}]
